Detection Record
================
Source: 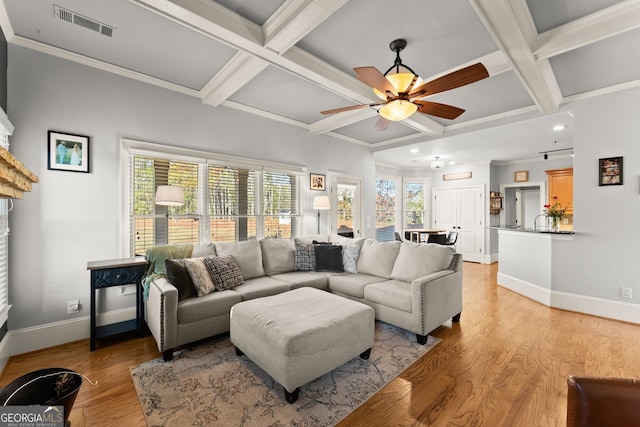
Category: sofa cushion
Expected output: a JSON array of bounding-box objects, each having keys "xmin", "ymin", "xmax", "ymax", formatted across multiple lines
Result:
[
  {"xmin": 294, "ymin": 234, "xmax": 330, "ymax": 244},
  {"xmin": 215, "ymin": 239, "xmax": 265, "ymax": 280},
  {"xmin": 330, "ymin": 234, "xmax": 365, "ymax": 247},
  {"xmin": 191, "ymin": 242, "xmax": 217, "ymax": 257},
  {"xmin": 177, "ymin": 289, "xmax": 242, "ymax": 324},
  {"xmin": 364, "ymin": 280, "xmax": 412, "ymax": 313},
  {"xmin": 356, "ymin": 239, "xmax": 401, "ymax": 279},
  {"xmin": 294, "ymin": 242, "xmax": 315, "ymax": 271},
  {"xmin": 314, "ymin": 244, "xmax": 344, "ymax": 272},
  {"xmin": 260, "ymin": 238, "xmax": 295, "ymax": 275},
  {"xmin": 232, "ymin": 276, "xmax": 291, "ymax": 300},
  {"xmin": 203, "ymin": 255, "xmax": 244, "ymax": 291},
  {"xmin": 164, "ymin": 259, "xmax": 196, "ymax": 301},
  {"xmin": 390, "ymin": 241, "xmax": 456, "ymax": 282},
  {"xmin": 329, "ymin": 273, "xmax": 389, "ymax": 298},
  {"xmin": 270, "ymin": 271, "xmax": 330, "ymax": 290},
  {"xmin": 183, "ymin": 257, "xmax": 217, "ymax": 297}
]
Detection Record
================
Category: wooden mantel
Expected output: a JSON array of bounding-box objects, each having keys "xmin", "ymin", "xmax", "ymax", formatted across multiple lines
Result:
[{"xmin": 0, "ymin": 145, "xmax": 39, "ymax": 198}]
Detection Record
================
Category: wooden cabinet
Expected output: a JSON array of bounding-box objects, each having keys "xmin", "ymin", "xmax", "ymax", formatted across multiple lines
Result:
[{"xmin": 546, "ymin": 168, "xmax": 573, "ymax": 214}]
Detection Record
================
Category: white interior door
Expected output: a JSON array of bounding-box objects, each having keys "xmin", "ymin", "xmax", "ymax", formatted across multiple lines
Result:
[{"xmin": 433, "ymin": 186, "xmax": 484, "ymax": 263}]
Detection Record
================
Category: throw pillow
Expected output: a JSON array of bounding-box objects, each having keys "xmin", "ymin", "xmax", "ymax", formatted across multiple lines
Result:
[
  {"xmin": 314, "ymin": 244, "xmax": 344, "ymax": 272},
  {"xmin": 294, "ymin": 242, "xmax": 315, "ymax": 271},
  {"xmin": 342, "ymin": 244, "xmax": 360, "ymax": 274},
  {"xmin": 183, "ymin": 257, "xmax": 217, "ymax": 297},
  {"xmin": 164, "ymin": 259, "xmax": 196, "ymax": 301},
  {"xmin": 202, "ymin": 255, "xmax": 244, "ymax": 291}
]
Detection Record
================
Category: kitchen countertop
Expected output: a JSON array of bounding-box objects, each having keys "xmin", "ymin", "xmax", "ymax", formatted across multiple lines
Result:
[{"xmin": 491, "ymin": 226, "xmax": 575, "ymax": 235}]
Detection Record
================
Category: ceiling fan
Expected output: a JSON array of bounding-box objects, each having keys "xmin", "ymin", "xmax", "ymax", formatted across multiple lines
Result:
[{"xmin": 320, "ymin": 39, "xmax": 490, "ymax": 132}]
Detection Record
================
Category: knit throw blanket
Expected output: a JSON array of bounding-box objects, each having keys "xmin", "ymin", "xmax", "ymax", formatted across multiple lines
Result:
[{"xmin": 142, "ymin": 243, "xmax": 193, "ymax": 300}]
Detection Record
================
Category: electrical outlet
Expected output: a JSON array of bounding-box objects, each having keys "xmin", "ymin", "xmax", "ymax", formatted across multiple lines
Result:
[
  {"xmin": 621, "ymin": 287, "xmax": 632, "ymax": 299},
  {"xmin": 67, "ymin": 299, "xmax": 80, "ymax": 314}
]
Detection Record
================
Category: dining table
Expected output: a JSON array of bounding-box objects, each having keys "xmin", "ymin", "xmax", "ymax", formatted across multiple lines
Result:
[{"xmin": 404, "ymin": 228, "xmax": 446, "ymax": 243}]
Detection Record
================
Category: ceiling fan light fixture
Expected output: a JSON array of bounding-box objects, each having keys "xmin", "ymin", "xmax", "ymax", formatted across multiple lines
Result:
[
  {"xmin": 373, "ymin": 71, "xmax": 424, "ymax": 100},
  {"xmin": 379, "ymin": 100, "xmax": 417, "ymax": 121},
  {"xmin": 431, "ymin": 156, "xmax": 444, "ymax": 169}
]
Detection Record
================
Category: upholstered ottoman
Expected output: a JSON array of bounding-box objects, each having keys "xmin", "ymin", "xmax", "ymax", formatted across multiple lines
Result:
[{"xmin": 230, "ymin": 287, "xmax": 375, "ymax": 403}]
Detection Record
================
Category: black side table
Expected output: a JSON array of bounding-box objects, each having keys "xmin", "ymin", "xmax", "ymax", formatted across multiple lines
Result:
[{"xmin": 87, "ymin": 257, "xmax": 148, "ymax": 350}]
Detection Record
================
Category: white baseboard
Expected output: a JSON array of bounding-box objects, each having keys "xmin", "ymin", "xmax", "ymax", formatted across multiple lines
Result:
[
  {"xmin": 551, "ymin": 291, "xmax": 640, "ymax": 324},
  {"xmin": 497, "ymin": 272, "xmax": 551, "ymax": 306},
  {"xmin": 0, "ymin": 333, "xmax": 10, "ymax": 373},
  {"xmin": 484, "ymin": 253, "xmax": 499, "ymax": 264},
  {"xmin": 498, "ymin": 272, "xmax": 640, "ymax": 325},
  {"xmin": 7, "ymin": 307, "xmax": 136, "ymax": 356}
]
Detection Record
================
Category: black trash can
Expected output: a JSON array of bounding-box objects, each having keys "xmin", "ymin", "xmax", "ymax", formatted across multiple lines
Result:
[{"xmin": 0, "ymin": 368, "xmax": 82, "ymax": 426}]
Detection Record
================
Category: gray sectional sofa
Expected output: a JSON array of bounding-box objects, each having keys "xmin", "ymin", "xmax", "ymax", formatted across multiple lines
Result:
[{"xmin": 143, "ymin": 234, "xmax": 463, "ymax": 361}]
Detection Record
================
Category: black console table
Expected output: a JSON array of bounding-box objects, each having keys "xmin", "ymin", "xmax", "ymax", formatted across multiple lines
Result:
[{"xmin": 87, "ymin": 257, "xmax": 148, "ymax": 350}]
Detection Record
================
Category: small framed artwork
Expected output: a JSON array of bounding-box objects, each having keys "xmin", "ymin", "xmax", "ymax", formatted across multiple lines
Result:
[
  {"xmin": 599, "ymin": 156, "xmax": 623, "ymax": 186},
  {"xmin": 310, "ymin": 173, "xmax": 325, "ymax": 191},
  {"xmin": 514, "ymin": 170, "xmax": 529, "ymax": 182},
  {"xmin": 48, "ymin": 131, "xmax": 90, "ymax": 173}
]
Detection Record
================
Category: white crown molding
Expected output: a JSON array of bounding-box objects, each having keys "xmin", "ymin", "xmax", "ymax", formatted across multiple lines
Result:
[
  {"xmin": 561, "ymin": 78, "xmax": 640, "ymax": 104},
  {"xmin": 11, "ymin": 35, "xmax": 200, "ymax": 98}
]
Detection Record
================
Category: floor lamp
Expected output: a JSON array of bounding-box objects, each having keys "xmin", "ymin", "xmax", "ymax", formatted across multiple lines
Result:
[
  {"xmin": 313, "ymin": 195, "xmax": 330, "ymax": 234},
  {"xmin": 155, "ymin": 185, "xmax": 184, "ymax": 244}
]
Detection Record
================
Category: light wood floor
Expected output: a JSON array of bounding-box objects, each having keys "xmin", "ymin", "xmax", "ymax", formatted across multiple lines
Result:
[{"xmin": 1, "ymin": 262, "xmax": 639, "ymax": 426}]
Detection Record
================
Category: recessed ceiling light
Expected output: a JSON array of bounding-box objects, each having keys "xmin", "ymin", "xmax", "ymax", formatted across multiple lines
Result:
[
  {"xmin": 410, "ymin": 148, "xmax": 419, "ymax": 153},
  {"xmin": 553, "ymin": 124, "xmax": 566, "ymax": 131}
]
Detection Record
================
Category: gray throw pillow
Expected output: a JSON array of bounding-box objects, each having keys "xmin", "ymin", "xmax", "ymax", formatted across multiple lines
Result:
[
  {"xmin": 183, "ymin": 257, "xmax": 216, "ymax": 297},
  {"xmin": 294, "ymin": 242, "xmax": 315, "ymax": 271},
  {"xmin": 342, "ymin": 244, "xmax": 360, "ymax": 274},
  {"xmin": 164, "ymin": 259, "xmax": 196, "ymax": 301},
  {"xmin": 202, "ymin": 255, "xmax": 244, "ymax": 291}
]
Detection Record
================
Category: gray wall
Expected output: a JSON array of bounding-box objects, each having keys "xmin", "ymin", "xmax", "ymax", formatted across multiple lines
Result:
[{"xmin": 7, "ymin": 45, "xmax": 375, "ymax": 331}]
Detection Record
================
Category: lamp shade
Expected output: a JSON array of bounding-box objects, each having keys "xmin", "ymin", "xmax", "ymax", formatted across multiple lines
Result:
[
  {"xmin": 379, "ymin": 99, "xmax": 418, "ymax": 121},
  {"xmin": 155, "ymin": 185, "xmax": 184, "ymax": 206},
  {"xmin": 313, "ymin": 195, "xmax": 331, "ymax": 210}
]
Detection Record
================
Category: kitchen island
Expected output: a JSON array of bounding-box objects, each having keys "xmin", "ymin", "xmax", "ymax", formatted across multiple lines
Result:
[{"xmin": 495, "ymin": 228, "xmax": 574, "ymax": 306}]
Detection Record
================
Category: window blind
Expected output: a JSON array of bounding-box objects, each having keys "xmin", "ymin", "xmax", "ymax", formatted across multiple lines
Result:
[
  {"xmin": 128, "ymin": 143, "xmax": 303, "ymax": 255},
  {"xmin": 0, "ymin": 132, "xmax": 10, "ymax": 326}
]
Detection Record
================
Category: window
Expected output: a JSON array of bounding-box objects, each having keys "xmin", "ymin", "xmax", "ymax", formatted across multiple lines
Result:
[
  {"xmin": 0, "ymin": 126, "xmax": 10, "ymax": 328},
  {"xmin": 126, "ymin": 140, "xmax": 303, "ymax": 255},
  {"xmin": 375, "ymin": 178, "xmax": 397, "ymax": 241},
  {"xmin": 405, "ymin": 180, "xmax": 426, "ymax": 229}
]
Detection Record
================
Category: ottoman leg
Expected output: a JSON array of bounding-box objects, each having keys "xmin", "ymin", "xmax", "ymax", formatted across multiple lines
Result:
[
  {"xmin": 234, "ymin": 346, "xmax": 244, "ymax": 356},
  {"xmin": 360, "ymin": 348, "xmax": 371, "ymax": 360},
  {"xmin": 284, "ymin": 387, "xmax": 299, "ymax": 404}
]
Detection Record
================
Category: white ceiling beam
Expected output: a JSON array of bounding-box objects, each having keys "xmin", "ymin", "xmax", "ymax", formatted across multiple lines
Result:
[
  {"xmin": 200, "ymin": 52, "xmax": 269, "ymax": 107},
  {"xmin": 200, "ymin": 0, "xmax": 348, "ymax": 106},
  {"xmin": 469, "ymin": 0, "xmax": 562, "ymax": 113},
  {"xmin": 533, "ymin": 0, "xmax": 640, "ymax": 60},
  {"xmin": 309, "ymin": 108, "xmax": 377, "ymax": 134},
  {"xmin": 263, "ymin": 0, "xmax": 349, "ymax": 54},
  {"xmin": 401, "ymin": 115, "xmax": 444, "ymax": 137}
]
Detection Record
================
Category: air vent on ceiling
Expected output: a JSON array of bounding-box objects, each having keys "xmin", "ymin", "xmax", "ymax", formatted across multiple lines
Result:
[{"xmin": 53, "ymin": 5, "xmax": 116, "ymax": 38}]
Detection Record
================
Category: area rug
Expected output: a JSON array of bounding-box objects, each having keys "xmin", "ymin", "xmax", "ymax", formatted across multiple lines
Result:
[{"xmin": 130, "ymin": 321, "xmax": 440, "ymax": 426}]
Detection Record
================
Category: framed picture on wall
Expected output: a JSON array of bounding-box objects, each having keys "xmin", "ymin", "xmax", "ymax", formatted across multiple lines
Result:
[
  {"xmin": 48, "ymin": 131, "xmax": 90, "ymax": 173},
  {"xmin": 514, "ymin": 170, "xmax": 529, "ymax": 182},
  {"xmin": 599, "ymin": 156, "xmax": 623, "ymax": 186},
  {"xmin": 310, "ymin": 173, "xmax": 325, "ymax": 191}
]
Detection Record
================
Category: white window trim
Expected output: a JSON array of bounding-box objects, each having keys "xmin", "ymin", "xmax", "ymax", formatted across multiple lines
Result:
[
  {"xmin": 0, "ymin": 108, "xmax": 14, "ymax": 327},
  {"xmin": 121, "ymin": 138, "xmax": 306, "ymax": 254}
]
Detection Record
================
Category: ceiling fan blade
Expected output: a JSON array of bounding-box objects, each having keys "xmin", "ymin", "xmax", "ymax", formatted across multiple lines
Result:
[
  {"xmin": 320, "ymin": 103, "xmax": 371, "ymax": 115},
  {"xmin": 414, "ymin": 100, "xmax": 465, "ymax": 120},
  {"xmin": 409, "ymin": 63, "xmax": 489, "ymax": 99},
  {"xmin": 354, "ymin": 66, "xmax": 398, "ymax": 97},
  {"xmin": 372, "ymin": 116, "xmax": 390, "ymax": 132}
]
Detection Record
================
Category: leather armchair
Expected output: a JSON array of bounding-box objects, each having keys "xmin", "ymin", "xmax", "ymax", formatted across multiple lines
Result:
[{"xmin": 567, "ymin": 375, "xmax": 640, "ymax": 426}]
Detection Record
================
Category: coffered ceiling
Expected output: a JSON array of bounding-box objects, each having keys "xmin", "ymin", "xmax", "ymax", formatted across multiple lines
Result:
[{"xmin": 2, "ymin": 0, "xmax": 639, "ymax": 168}]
